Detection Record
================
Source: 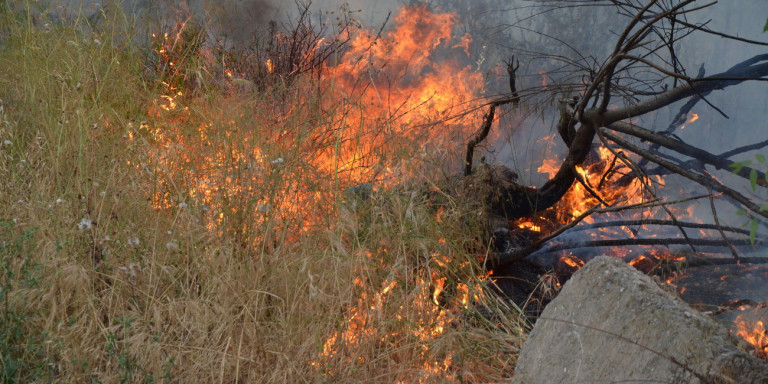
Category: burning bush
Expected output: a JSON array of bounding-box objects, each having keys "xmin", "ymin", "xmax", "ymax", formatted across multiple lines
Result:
[
  {"xmin": 146, "ymin": 1, "xmax": 357, "ymax": 94},
  {"xmin": 0, "ymin": 1, "xmax": 521, "ymax": 382}
]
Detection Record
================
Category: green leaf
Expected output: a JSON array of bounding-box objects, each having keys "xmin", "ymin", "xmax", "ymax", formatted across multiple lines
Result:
[
  {"xmin": 750, "ymin": 219, "xmax": 758, "ymax": 246},
  {"xmin": 750, "ymin": 169, "xmax": 759, "ymax": 191},
  {"xmin": 736, "ymin": 209, "xmax": 747, "ymax": 216},
  {"xmin": 756, "ymin": 153, "xmax": 767, "ymax": 164},
  {"xmin": 730, "ymin": 161, "xmax": 749, "ymax": 174},
  {"xmin": 764, "ymin": 17, "xmax": 768, "ymax": 32}
]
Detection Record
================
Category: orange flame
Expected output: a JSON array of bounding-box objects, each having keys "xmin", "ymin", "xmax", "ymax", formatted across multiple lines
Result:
[
  {"xmin": 144, "ymin": 6, "xmax": 493, "ymax": 381},
  {"xmin": 734, "ymin": 314, "xmax": 768, "ymax": 359},
  {"xmin": 516, "ymin": 220, "xmax": 542, "ymax": 232},
  {"xmin": 142, "ymin": 5, "xmax": 486, "ymax": 242},
  {"xmin": 680, "ymin": 112, "xmax": 699, "ymax": 130},
  {"xmin": 540, "ymin": 145, "xmax": 648, "ymax": 226}
]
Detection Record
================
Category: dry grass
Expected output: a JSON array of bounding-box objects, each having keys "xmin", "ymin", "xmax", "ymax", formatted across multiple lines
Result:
[{"xmin": 0, "ymin": 3, "xmax": 525, "ymax": 383}]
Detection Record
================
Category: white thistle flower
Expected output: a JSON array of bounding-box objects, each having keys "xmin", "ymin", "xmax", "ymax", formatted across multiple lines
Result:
[{"xmin": 77, "ymin": 218, "xmax": 92, "ymax": 231}]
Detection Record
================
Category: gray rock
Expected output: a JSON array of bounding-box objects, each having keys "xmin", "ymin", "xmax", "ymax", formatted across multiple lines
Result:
[{"xmin": 512, "ymin": 256, "xmax": 768, "ymax": 384}]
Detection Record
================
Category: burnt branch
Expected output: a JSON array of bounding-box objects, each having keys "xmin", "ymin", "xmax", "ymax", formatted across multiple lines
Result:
[
  {"xmin": 491, "ymin": 197, "xmax": 713, "ymax": 267},
  {"xmin": 719, "ymin": 139, "xmax": 768, "ymax": 158},
  {"xmin": 708, "ymin": 189, "xmax": 741, "ymax": 260},
  {"xmin": 599, "ymin": 54, "xmax": 768, "ymax": 123},
  {"xmin": 569, "ymin": 219, "xmax": 751, "ymax": 237},
  {"xmin": 556, "ymin": 97, "xmax": 578, "ymax": 147},
  {"xmin": 539, "ymin": 237, "xmax": 756, "ymax": 254},
  {"xmin": 505, "ymin": 56, "xmax": 521, "ymax": 107},
  {"xmin": 465, "ymin": 105, "xmax": 497, "ymax": 176},
  {"xmin": 600, "ymin": 129, "xmax": 768, "ymax": 220},
  {"xmin": 593, "ymin": 128, "xmax": 699, "ymax": 254},
  {"xmin": 677, "ymin": 257, "xmax": 768, "ymax": 268},
  {"xmin": 464, "ymin": 60, "xmax": 522, "ymax": 176},
  {"xmin": 606, "ymin": 121, "xmax": 768, "ymax": 187}
]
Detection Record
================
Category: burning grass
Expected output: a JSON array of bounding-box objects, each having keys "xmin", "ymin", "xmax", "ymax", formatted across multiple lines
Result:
[{"xmin": 0, "ymin": 3, "xmax": 522, "ymax": 382}]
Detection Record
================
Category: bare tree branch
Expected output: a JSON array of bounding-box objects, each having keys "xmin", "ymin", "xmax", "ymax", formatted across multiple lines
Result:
[
  {"xmin": 600, "ymin": 129, "xmax": 768, "ymax": 219},
  {"xmin": 539, "ymin": 237, "xmax": 755, "ymax": 254},
  {"xmin": 606, "ymin": 121, "xmax": 768, "ymax": 187},
  {"xmin": 600, "ymin": 54, "xmax": 768, "ymax": 123}
]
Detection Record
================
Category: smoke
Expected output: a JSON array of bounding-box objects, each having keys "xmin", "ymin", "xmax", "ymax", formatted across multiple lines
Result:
[
  {"xmin": 309, "ymin": 0, "xmax": 402, "ymax": 26},
  {"xmin": 194, "ymin": 0, "xmax": 403, "ymax": 44},
  {"xmin": 167, "ymin": 0, "xmax": 400, "ymax": 46},
  {"xmin": 200, "ymin": 0, "xmax": 279, "ymax": 44}
]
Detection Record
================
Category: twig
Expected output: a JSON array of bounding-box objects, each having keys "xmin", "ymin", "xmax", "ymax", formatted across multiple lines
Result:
[
  {"xmin": 674, "ymin": 18, "xmax": 768, "ymax": 47},
  {"xmin": 494, "ymin": 199, "xmax": 666, "ymax": 266},
  {"xmin": 597, "ymin": 152, "xmax": 620, "ymax": 189},
  {"xmin": 501, "ymin": 204, "xmax": 603, "ymax": 263},
  {"xmin": 539, "ymin": 237, "xmax": 755, "ymax": 253},
  {"xmin": 505, "ymin": 56, "xmax": 521, "ymax": 107},
  {"xmin": 607, "ymin": 121, "xmax": 767, "ymax": 187},
  {"xmin": 708, "ymin": 187, "xmax": 741, "ymax": 261},
  {"xmin": 572, "ymin": 165, "xmax": 609, "ymax": 206},
  {"xmin": 568, "ymin": 219, "xmax": 751, "ymax": 237},
  {"xmin": 594, "ymin": 128, "xmax": 698, "ymax": 254},
  {"xmin": 465, "ymin": 104, "xmax": 497, "ymax": 176},
  {"xmin": 637, "ymin": 63, "xmax": 706, "ymax": 171},
  {"xmin": 600, "ymin": 129, "xmax": 768, "ymax": 219}
]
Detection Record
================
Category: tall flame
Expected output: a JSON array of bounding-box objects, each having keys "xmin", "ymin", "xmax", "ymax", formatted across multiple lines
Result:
[{"xmin": 139, "ymin": 5, "xmax": 486, "ymax": 244}]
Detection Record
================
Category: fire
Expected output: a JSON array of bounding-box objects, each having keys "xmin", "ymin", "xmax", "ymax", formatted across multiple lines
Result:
[
  {"xmin": 537, "ymin": 156, "xmax": 562, "ymax": 178},
  {"xmin": 517, "ymin": 220, "xmax": 542, "ymax": 232},
  {"xmin": 628, "ymin": 255, "xmax": 654, "ymax": 273},
  {"xmin": 315, "ymin": 258, "xmax": 486, "ymax": 381},
  {"xmin": 560, "ymin": 255, "xmax": 584, "ymax": 269},
  {"xmin": 540, "ymin": 145, "xmax": 648, "ymax": 225},
  {"xmin": 310, "ymin": 9, "xmax": 491, "ymax": 377},
  {"xmin": 734, "ymin": 313, "xmax": 768, "ymax": 359},
  {"xmin": 327, "ymin": 4, "xmax": 483, "ymax": 135},
  {"xmin": 141, "ymin": 4, "xmax": 485, "ymax": 243},
  {"xmin": 680, "ymin": 112, "xmax": 698, "ymax": 130},
  {"xmin": 141, "ymin": 4, "xmax": 493, "ymax": 380},
  {"xmin": 535, "ymin": 136, "xmax": 683, "ymax": 272}
]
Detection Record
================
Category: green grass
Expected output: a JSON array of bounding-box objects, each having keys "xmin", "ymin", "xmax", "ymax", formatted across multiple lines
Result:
[{"xmin": 0, "ymin": 2, "xmax": 525, "ymax": 382}]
